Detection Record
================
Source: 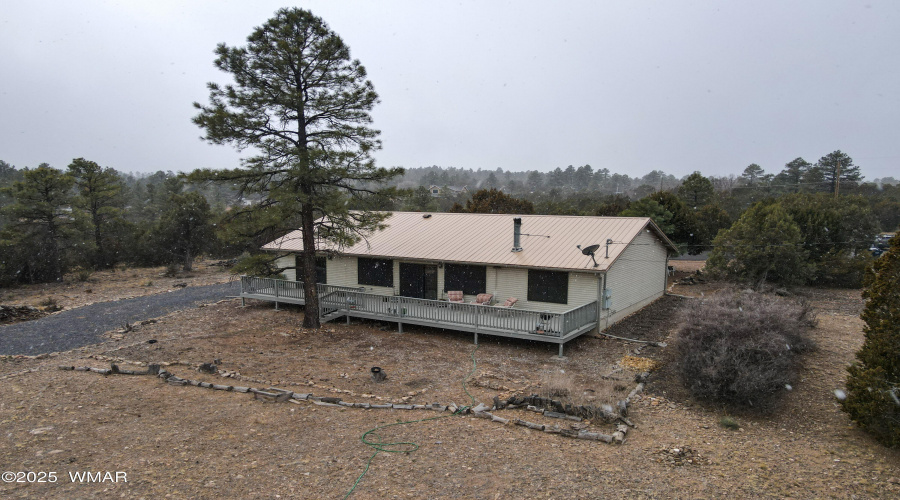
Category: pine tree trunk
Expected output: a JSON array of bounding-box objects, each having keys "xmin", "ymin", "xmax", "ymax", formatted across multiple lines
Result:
[
  {"xmin": 300, "ymin": 200, "xmax": 320, "ymax": 329},
  {"xmin": 92, "ymin": 203, "xmax": 106, "ymax": 270},
  {"xmin": 183, "ymin": 247, "xmax": 193, "ymax": 272},
  {"xmin": 46, "ymin": 220, "xmax": 63, "ymax": 282}
]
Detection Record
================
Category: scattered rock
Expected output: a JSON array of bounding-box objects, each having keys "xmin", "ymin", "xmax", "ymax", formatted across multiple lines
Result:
[
  {"xmin": 656, "ymin": 446, "xmax": 708, "ymax": 466},
  {"xmin": 199, "ymin": 363, "xmax": 218, "ymax": 374}
]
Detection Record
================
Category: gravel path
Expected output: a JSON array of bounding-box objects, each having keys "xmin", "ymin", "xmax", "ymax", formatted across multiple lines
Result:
[{"xmin": 0, "ymin": 282, "xmax": 237, "ymax": 355}]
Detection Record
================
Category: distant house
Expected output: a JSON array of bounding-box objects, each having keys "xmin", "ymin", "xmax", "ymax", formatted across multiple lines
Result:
[
  {"xmin": 243, "ymin": 212, "xmax": 677, "ymax": 356},
  {"xmin": 428, "ymin": 185, "xmax": 468, "ymax": 197}
]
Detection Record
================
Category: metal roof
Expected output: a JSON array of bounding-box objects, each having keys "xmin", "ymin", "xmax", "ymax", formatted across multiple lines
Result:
[{"xmin": 262, "ymin": 212, "xmax": 678, "ymax": 272}]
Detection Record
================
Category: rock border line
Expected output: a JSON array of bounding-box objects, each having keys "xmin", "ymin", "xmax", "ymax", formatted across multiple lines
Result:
[{"xmin": 59, "ymin": 364, "xmax": 633, "ymax": 444}]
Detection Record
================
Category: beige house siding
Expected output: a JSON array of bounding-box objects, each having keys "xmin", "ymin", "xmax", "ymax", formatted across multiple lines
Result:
[
  {"xmin": 284, "ymin": 254, "xmax": 602, "ymax": 313},
  {"xmin": 493, "ymin": 267, "xmax": 527, "ymax": 307},
  {"xmin": 489, "ymin": 267, "xmax": 599, "ymax": 313},
  {"xmin": 603, "ymin": 228, "xmax": 668, "ymax": 326},
  {"xmin": 276, "ymin": 255, "xmax": 296, "ymax": 281}
]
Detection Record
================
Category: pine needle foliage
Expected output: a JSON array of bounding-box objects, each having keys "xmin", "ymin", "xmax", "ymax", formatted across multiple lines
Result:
[
  {"xmin": 190, "ymin": 8, "xmax": 403, "ymax": 328},
  {"xmin": 842, "ymin": 236, "xmax": 900, "ymax": 446},
  {"xmin": 706, "ymin": 202, "xmax": 812, "ymax": 287}
]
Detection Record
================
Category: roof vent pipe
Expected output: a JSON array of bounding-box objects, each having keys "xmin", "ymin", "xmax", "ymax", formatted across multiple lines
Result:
[{"xmin": 512, "ymin": 218, "xmax": 523, "ymax": 252}]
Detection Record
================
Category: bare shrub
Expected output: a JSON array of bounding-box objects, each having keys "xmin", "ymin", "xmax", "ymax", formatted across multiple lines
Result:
[
  {"xmin": 538, "ymin": 369, "xmax": 632, "ymax": 420},
  {"xmin": 675, "ymin": 290, "xmax": 816, "ymax": 410},
  {"xmin": 37, "ymin": 296, "xmax": 62, "ymax": 312},
  {"xmin": 68, "ymin": 267, "xmax": 92, "ymax": 282},
  {"xmin": 540, "ymin": 370, "xmax": 576, "ymax": 400},
  {"xmin": 163, "ymin": 262, "xmax": 181, "ymax": 278},
  {"xmin": 585, "ymin": 377, "xmax": 631, "ymax": 410}
]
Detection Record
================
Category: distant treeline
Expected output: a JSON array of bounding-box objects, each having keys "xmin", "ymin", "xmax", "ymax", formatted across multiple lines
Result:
[
  {"xmin": 0, "ymin": 159, "xmax": 245, "ymax": 286},
  {"xmin": 1, "ymin": 150, "xmax": 898, "ymax": 287}
]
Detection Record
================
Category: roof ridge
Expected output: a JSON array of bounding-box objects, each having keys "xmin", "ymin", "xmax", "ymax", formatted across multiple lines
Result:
[{"xmin": 385, "ymin": 211, "xmax": 650, "ymax": 220}]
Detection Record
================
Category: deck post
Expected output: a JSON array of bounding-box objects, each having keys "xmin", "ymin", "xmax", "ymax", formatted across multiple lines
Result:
[
  {"xmin": 240, "ymin": 277, "xmax": 245, "ymax": 307},
  {"xmin": 559, "ymin": 343, "xmax": 564, "ymax": 358},
  {"xmin": 394, "ymin": 296, "xmax": 403, "ymax": 334},
  {"xmin": 274, "ymin": 278, "xmax": 280, "ymax": 310},
  {"xmin": 474, "ymin": 305, "xmax": 480, "ymax": 339}
]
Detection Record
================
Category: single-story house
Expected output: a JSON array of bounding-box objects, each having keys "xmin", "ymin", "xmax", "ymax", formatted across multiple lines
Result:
[
  {"xmin": 242, "ymin": 212, "xmax": 678, "ymax": 356},
  {"xmin": 428, "ymin": 185, "xmax": 469, "ymax": 197}
]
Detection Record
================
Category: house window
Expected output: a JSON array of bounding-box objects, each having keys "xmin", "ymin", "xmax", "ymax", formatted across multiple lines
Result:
[
  {"xmin": 527, "ymin": 269, "xmax": 569, "ymax": 304},
  {"xmin": 358, "ymin": 258, "xmax": 393, "ymax": 287},
  {"xmin": 315, "ymin": 256, "xmax": 327, "ymax": 284},
  {"xmin": 444, "ymin": 264, "xmax": 486, "ymax": 295},
  {"xmin": 294, "ymin": 255, "xmax": 327, "ymax": 283}
]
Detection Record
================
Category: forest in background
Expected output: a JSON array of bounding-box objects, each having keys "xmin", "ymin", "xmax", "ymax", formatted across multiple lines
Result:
[{"xmin": 1, "ymin": 151, "xmax": 898, "ymax": 287}]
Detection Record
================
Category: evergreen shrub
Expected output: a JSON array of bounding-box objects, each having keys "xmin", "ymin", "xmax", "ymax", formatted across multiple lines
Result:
[{"xmin": 842, "ymin": 236, "xmax": 900, "ymax": 446}]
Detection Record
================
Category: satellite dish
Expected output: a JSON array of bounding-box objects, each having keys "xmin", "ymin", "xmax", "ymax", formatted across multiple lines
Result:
[
  {"xmin": 577, "ymin": 244, "xmax": 601, "ymax": 267},
  {"xmin": 579, "ymin": 244, "xmax": 600, "ymax": 256}
]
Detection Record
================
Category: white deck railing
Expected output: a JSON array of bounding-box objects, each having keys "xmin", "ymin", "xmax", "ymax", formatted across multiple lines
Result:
[{"xmin": 240, "ymin": 276, "xmax": 598, "ymax": 340}]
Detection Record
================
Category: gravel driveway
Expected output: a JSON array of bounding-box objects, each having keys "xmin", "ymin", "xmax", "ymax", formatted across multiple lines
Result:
[{"xmin": 0, "ymin": 282, "xmax": 237, "ymax": 355}]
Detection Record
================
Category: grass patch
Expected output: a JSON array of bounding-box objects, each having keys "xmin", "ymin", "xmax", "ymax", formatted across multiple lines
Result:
[{"xmin": 719, "ymin": 416, "xmax": 740, "ymax": 430}]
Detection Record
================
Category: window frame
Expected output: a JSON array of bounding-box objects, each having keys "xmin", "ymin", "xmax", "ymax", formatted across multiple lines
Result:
[
  {"xmin": 294, "ymin": 254, "xmax": 327, "ymax": 284},
  {"xmin": 358, "ymin": 257, "xmax": 394, "ymax": 288},
  {"xmin": 527, "ymin": 269, "xmax": 569, "ymax": 304},
  {"xmin": 443, "ymin": 263, "xmax": 487, "ymax": 296}
]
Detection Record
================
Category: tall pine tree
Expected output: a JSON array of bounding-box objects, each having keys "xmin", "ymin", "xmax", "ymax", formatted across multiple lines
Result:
[
  {"xmin": 0, "ymin": 165, "xmax": 78, "ymax": 282},
  {"xmin": 191, "ymin": 8, "xmax": 402, "ymax": 328},
  {"xmin": 68, "ymin": 158, "xmax": 125, "ymax": 269},
  {"xmin": 817, "ymin": 150, "xmax": 862, "ymax": 194}
]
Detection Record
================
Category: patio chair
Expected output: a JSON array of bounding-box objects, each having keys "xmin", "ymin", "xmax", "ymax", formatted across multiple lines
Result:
[
  {"xmin": 496, "ymin": 297, "xmax": 518, "ymax": 308},
  {"xmin": 447, "ymin": 291, "xmax": 465, "ymax": 303},
  {"xmin": 474, "ymin": 293, "xmax": 494, "ymax": 306}
]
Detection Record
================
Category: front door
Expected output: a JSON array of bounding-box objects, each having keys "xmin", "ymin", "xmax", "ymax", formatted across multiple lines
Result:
[
  {"xmin": 399, "ymin": 263, "xmax": 438, "ymax": 300},
  {"xmin": 423, "ymin": 265, "xmax": 437, "ymax": 300}
]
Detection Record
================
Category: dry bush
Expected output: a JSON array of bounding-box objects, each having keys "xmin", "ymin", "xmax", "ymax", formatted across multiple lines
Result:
[
  {"xmin": 163, "ymin": 262, "xmax": 181, "ymax": 277},
  {"xmin": 540, "ymin": 370, "xmax": 577, "ymax": 399},
  {"xmin": 37, "ymin": 296, "xmax": 62, "ymax": 312},
  {"xmin": 538, "ymin": 369, "xmax": 633, "ymax": 417},
  {"xmin": 675, "ymin": 290, "xmax": 816, "ymax": 410},
  {"xmin": 621, "ymin": 356, "xmax": 659, "ymax": 373}
]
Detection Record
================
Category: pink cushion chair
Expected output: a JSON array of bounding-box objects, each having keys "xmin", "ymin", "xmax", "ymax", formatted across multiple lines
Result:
[
  {"xmin": 496, "ymin": 297, "xmax": 518, "ymax": 308},
  {"xmin": 447, "ymin": 291, "xmax": 464, "ymax": 303},
  {"xmin": 474, "ymin": 293, "xmax": 494, "ymax": 305}
]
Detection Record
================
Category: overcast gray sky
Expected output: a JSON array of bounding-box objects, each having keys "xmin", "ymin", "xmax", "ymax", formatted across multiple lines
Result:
[{"xmin": 1, "ymin": 1, "xmax": 898, "ymax": 180}]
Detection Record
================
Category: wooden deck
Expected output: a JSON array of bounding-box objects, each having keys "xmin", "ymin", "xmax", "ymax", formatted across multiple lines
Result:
[{"xmin": 239, "ymin": 276, "xmax": 599, "ymax": 356}]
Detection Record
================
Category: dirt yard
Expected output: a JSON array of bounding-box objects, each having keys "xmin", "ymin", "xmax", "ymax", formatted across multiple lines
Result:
[
  {"xmin": 1, "ymin": 273, "xmax": 898, "ymax": 498},
  {"xmin": 0, "ymin": 260, "xmax": 233, "ymax": 314}
]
